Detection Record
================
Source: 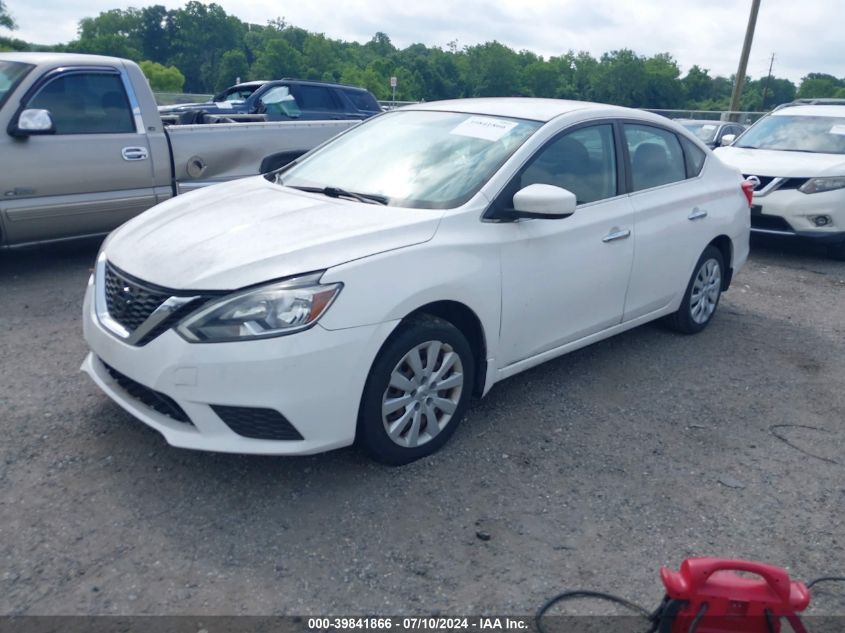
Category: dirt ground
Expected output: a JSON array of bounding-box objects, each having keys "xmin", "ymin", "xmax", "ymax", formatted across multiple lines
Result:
[{"xmin": 1, "ymin": 236, "xmax": 843, "ymax": 617}]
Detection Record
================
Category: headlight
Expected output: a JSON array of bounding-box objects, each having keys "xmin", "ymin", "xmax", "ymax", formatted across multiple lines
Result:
[
  {"xmin": 177, "ymin": 272, "xmax": 341, "ymax": 343},
  {"xmin": 799, "ymin": 176, "xmax": 845, "ymax": 194}
]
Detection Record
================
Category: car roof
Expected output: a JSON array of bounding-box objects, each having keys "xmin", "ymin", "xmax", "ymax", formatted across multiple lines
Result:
[
  {"xmin": 772, "ymin": 105, "xmax": 845, "ymax": 117},
  {"xmin": 228, "ymin": 81, "xmax": 269, "ymax": 89},
  {"xmin": 0, "ymin": 51, "xmax": 128, "ymax": 68},
  {"xmin": 677, "ymin": 119, "xmax": 729, "ymax": 125},
  {"xmin": 402, "ymin": 97, "xmax": 641, "ymax": 122}
]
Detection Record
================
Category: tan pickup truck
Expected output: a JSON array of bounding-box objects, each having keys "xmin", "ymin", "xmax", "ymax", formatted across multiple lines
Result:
[{"xmin": 0, "ymin": 52, "xmax": 360, "ymax": 248}]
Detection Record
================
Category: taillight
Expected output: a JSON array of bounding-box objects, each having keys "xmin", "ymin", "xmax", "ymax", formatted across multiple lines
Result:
[{"xmin": 741, "ymin": 180, "xmax": 755, "ymax": 207}]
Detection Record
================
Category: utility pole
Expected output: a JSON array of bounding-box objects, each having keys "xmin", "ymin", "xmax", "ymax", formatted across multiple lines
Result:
[
  {"xmin": 728, "ymin": 0, "xmax": 762, "ymax": 121},
  {"xmin": 761, "ymin": 53, "xmax": 775, "ymax": 110}
]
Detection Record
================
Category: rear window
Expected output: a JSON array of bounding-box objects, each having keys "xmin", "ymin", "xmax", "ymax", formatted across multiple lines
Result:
[
  {"xmin": 344, "ymin": 89, "xmax": 379, "ymax": 111},
  {"xmin": 680, "ymin": 137, "xmax": 706, "ymax": 177},
  {"xmin": 295, "ymin": 85, "xmax": 338, "ymax": 111}
]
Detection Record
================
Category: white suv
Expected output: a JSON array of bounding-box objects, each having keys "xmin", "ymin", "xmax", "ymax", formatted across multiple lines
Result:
[{"xmin": 715, "ymin": 102, "xmax": 845, "ymax": 259}]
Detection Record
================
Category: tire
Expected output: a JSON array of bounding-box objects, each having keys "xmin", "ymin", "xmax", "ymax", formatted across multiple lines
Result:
[
  {"xmin": 664, "ymin": 245, "xmax": 725, "ymax": 334},
  {"xmin": 357, "ymin": 315, "xmax": 475, "ymax": 465}
]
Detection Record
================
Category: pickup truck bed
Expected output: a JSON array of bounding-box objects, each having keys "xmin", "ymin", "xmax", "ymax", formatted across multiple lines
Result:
[{"xmin": 0, "ymin": 52, "xmax": 359, "ymax": 248}]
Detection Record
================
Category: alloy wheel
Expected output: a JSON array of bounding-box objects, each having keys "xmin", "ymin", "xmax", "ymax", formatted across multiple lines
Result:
[
  {"xmin": 381, "ymin": 340, "xmax": 464, "ymax": 448},
  {"xmin": 690, "ymin": 258, "xmax": 721, "ymax": 325}
]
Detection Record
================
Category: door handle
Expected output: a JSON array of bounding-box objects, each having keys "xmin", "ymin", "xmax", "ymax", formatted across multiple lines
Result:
[
  {"xmin": 122, "ymin": 146, "xmax": 148, "ymax": 161},
  {"xmin": 688, "ymin": 207, "xmax": 708, "ymax": 220},
  {"xmin": 602, "ymin": 227, "xmax": 631, "ymax": 243}
]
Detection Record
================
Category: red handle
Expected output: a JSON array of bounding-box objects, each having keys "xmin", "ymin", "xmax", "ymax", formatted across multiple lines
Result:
[{"xmin": 682, "ymin": 558, "xmax": 791, "ymax": 603}]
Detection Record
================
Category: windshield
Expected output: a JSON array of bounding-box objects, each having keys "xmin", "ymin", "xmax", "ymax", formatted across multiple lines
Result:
[
  {"xmin": 277, "ymin": 110, "xmax": 542, "ymax": 208},
  {"xmin": 681, "ymin": 122, "xmax": 719, "ymax": 143},
  {"xmin": 735, "ymin": 115, "xmax": 845, "ymax": 154},
  {"xmin": 0, "ymin": 61, "xmax": 33, "ymax": 110}
]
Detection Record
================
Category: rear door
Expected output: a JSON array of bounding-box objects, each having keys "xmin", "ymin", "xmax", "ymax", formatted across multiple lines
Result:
[
  {"xmin": 621, "ymin": 123, "xmax": 712, "ymax": 321},
  {"xmin": 1, "ymin": 68, "xmax": 156, "ymax": 245},
  {"xmin": 288, "ymin": 84, "xmax": 345, "ymax": 120}
]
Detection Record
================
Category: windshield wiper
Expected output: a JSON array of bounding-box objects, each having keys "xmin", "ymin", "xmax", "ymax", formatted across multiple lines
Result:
[{"xmin": 287, "ymin": 185, "xmax": 388, "ymax": 205}]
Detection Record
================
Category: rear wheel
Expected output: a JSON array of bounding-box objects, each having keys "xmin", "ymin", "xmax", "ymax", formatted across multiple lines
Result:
[
  {"xmin": 358, "ymin": 315, "xmax": 474, "ymax": 465},
  {"xmin": 664, "ymin": 246, "xmax": 725, "ymax": 334}
]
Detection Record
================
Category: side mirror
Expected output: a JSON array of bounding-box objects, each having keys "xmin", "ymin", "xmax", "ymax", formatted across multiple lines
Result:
[
  {"xmin": 720, "ymin": 134, "xmax": 737, "ymax": 147},
  {"xmin": 506, "ymin": 184, "xmax": 577, "ymax": 219},
  {"xmin": 10, "ymin": 109, "xmax": 55, "ymax": 137}
]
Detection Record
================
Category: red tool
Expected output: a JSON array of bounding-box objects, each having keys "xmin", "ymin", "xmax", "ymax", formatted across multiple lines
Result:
[{"xmin": 658, "ymin": 558, "xmax": 811, "ymax": 633}]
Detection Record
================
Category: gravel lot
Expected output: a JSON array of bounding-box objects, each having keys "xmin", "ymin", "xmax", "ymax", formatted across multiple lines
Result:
[{"xmin": 1, "ymin": 236, "xmax": 843, "ymax": 617}]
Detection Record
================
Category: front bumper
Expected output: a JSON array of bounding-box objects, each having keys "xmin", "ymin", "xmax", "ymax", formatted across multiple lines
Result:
[
  {"xmin": 82, "ymin": 282, "xmax": 398, "ymax": 455},
  {"xmin": 751, "ymin": 187, "xmax": 845, "ymax": 244}
]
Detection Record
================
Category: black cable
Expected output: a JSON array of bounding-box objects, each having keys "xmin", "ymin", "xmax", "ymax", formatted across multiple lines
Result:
[
  {"xmin": 535, "ymin": 590, "xmax": 654, "ymax": 633},
  {"xmin": 687, "ymin": 603, "xmax": 708, "ymax": 633},
  {"xmin": 806, "ymin": 576, "xmax": 845, "ymax": 590}
]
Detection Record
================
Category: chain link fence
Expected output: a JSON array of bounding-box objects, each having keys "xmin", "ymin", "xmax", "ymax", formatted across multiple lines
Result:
[{"xmin": 153, "ymin": 93, "xmax": 767, "ymax": 123}]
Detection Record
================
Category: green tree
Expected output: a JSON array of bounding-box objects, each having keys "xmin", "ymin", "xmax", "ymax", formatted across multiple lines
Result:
[
  {"xmin": 215, "ymin": 49, "xmax": 249, "ymax": 90},
  {"xmin": 1, "ymin": 0, "xmax": 16, "ymax": 30},
  {"xmin": 166, "ymin": 1, "xmax": 243, "ymax": 92},
  {"xmin": 590, "ymin": 49, "xmax": 648, "ymax": 107},
  {"xmin": 250, "ymin": 37, "xmax": 302, "ymax": 79},
  {"xmin": 139, "ymin": 60, "xmax": 185, "ymax": 92},
  {"xmin": 682, "ymin": 65, "xmax": 712, "ymax": 104},
  {"xmin": 797, "ymin": 73, "xmax": 844, "ymax": 99}
]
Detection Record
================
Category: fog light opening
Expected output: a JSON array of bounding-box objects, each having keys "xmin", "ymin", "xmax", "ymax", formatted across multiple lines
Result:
[{"xmin": 813, "ymin": 215, "xmax": 832, "ymax": 227}]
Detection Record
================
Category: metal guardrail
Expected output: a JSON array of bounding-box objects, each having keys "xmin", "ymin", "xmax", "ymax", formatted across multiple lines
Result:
[
  {"xmin": 646, "ymin": 109, "xmax": 768, "ymax": 124},
  {"xmin": 153, "ymin": 94, "xmax": 768, "ymax": 123}
]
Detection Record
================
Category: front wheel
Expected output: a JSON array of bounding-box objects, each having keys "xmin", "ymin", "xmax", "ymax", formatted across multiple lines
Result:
[
  {"xmin": 664, "ymin": 246, "xmax": 725, "ymax": 334},
  {"xmin": 357, "ymin": 315, "xmax": 475, "ymax": 465}
]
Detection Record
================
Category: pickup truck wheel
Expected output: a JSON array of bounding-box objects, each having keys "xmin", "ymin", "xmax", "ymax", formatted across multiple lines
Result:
[
  {"xmin": 358, "ymin": 316, "xmax": 474, "ymax": 466},
  {"xmin": 664, "ymin": 246, "xmax": 725, "ymax": 334}
]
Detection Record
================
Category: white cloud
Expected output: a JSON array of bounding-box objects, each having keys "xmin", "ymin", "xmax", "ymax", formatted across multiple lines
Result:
[{"xmin": 5, "ymin": 0, "xmax": 843, "ymax": 84}]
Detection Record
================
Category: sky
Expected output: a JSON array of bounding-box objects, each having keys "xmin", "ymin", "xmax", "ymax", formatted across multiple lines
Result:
[{"xmin": 5, "ymin": 0, "xmax": 843, "ymax": 84}]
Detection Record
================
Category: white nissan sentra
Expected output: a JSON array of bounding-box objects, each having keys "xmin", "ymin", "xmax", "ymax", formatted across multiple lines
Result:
[{"xmin": 82, "ymin": 98, "xmax": 751, "ymax": 464}]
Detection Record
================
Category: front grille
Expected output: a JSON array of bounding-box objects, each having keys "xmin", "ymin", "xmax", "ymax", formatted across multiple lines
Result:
[
  {"xmin": 751, "ymin": 214, "xmax": 795, "ymax": 233},
  {"xmin": 743, "ymin": 174, "xmax": 777, "ymax": 190},
  {"xmin": 211, "ymin": 405, "xmax": 303, "ymax": 440},
  {"xmin": 743, "ymin": 175, "xmax": 808, "ymax": 193},
  {"xmin": 101, "ymin": 360, "xmax": 192, "ymax": 424},
  {"xmin": 104, "ymin": 264, "xmax": 171, "ymax": 333},
  {"xmin": 135, "ymin": 298, "xmax": 207, "ymax": 346}
]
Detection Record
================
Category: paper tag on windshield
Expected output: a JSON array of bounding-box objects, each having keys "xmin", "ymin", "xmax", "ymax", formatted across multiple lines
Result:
[
  {"xmin": 830, "ymin": 124, "xmax": 845, "ymax": 135},
  {"xmin": 214, "ymin": 101, "xmax": 233, "ymax": 109},
  {"xmin": 702, "ymin": 124, "xmax": 716, "ymax": 131},
  {"xmin": 451, "ymin": 116, "xmax": 518, "ymax": 142}
]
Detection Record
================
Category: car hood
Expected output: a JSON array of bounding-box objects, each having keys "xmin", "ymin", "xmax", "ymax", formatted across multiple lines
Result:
[
  {"xmin": 105, "ymin": 177, "xmax": 443, "ymax": 291},
  {"xmin": 715, "ymin": 146, "xmax": 845, "ymax": 177}
]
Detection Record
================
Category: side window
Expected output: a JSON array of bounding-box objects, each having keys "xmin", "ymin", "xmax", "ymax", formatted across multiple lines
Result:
[
  {"xmin": 260, "ymin": 86, "xmax": 302, "ymax": 118},
  {"xmin": 519, "ymin": 124, "xmax": 617, "ymax": 205},
  {"xmin": 344, "ymin": 89, "xmax": 379, "ymax": 111},
  {"xmin": 680, "ymin": 136, "xmax": 706, "ymax": 177},
  {"xmin": 624, "ymin": 124, "xmax": 686, "ymax": 191},
  {"xmin": 28, "ymin": 72, "xmax": 135, "ymax": 135},
  {"xmin": 294, "ymin": 85, "xmax": 338, "ymax": 111}
]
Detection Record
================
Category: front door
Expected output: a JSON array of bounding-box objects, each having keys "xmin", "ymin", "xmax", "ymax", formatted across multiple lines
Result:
[
  {"xmin": 0, "ymin": 69, "xmax": 156, "ymax": 245},
  {"xmin": 495, "ymin": 123, "xmax": 635, "ymax": 367}
]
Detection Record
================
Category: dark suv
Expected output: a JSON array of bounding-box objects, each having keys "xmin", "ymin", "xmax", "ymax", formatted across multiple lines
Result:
[{"xmin": 159, "ymin": 79, "xmax": 382, "ymax": 121}]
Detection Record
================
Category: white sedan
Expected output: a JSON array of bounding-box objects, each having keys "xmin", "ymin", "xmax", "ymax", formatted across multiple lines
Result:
[{"xmin": 82, "ymin": 98, "xmax": 750, "ymax": 464}]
